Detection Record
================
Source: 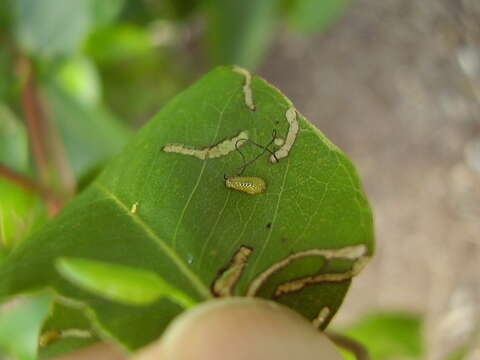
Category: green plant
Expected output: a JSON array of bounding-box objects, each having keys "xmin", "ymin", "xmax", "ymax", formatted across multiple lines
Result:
[
  {"xmin": 0, "ymin": 1, "xmax": 381, "ymax": 359},
  {"xmin": 0, "ymin": 66, "xmax": 374, "ymax": 359}
]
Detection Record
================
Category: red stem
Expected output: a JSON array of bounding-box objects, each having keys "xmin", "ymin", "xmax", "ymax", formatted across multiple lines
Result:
[
  {"xmin": 0, "ymin": 164, "xmax": 62, "ymax": 206},
  {"xmin": 20, "ymin": 58, "xmax": 50, "ymax": 181}
]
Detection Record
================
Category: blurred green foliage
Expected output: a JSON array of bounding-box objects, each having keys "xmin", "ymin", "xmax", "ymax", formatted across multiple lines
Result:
[
  {"xmin": 338, "ymin": 311, "xmax": 424, "ymax": 360},
  {"xmin": 285, "ymin": 0, "xmax": 351, "ymax": 33},
  {"xmin": 2, "ymin": 1, "xmax": 430, "ymax": 359},
  {"xmin": 0, "ymin": 291, "xmax": 53, "ymax": 360}
]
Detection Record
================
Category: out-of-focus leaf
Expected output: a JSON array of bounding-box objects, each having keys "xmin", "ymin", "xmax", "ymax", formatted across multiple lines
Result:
[
  {"xmin": 43, "ymin": 83, "xmax": 131, "ymax": 177},
  {"xmin": 86, "ymin": 24, "xmax": 152, "ymax": 63},
  {"xmin": 13, "ymin": 0, "xmax": 92, "ymax": 58},
  {"xmin": 0, "ymin": 104, "xmax": 46, "ymax": 248},
  {"xmin": 285, "ymin": 0, "xmax": 351, "ymax": 34},
  {"xmin": 339, "ymin": 311, "xmax": 424, "ymax": 360},
  {"xmin": 0, "ymin": 291, "xmax": 53, "ymax": 360},
  {"xmin": 0, "ymin": 67, "xmax": 373, "ymax": 350},
  {"xmin": 0, "ymin": 50, "xmax": 18, "ymax": 102},
  {"xmin": 88, "ymin": 0, "xmax": 126, "ymax": 28},
  {"xmin": 57, "ymin": 257, "xmax": 196, "ymax": 307},
  {"xmin": 0, "ymin": 179, "xmax": 45, "ymax": 249},
  {"xmin": 54, "ymin": 56, "xmax": 101, "ymax": 107},
  {"xmin": 0, "ymin": 1, "xmax": 11, "ymax": 30},
  {"xmin": 160, "ymin": 0, "xmax": 200, "ymax": 19},
  {"xmin": 0, "ymin": 104, "xmax": 28, "ymax": 171},
  {"xmin": 204, "ymin": 0, "xmax": 280, "ymax": 69},
  {"xmin": 444, "ymin": 346, "xmax": 470, "ymax": 360},
  {"xmin": 89, "ymin": 31, "xmax": 189, "ymax": 124}
]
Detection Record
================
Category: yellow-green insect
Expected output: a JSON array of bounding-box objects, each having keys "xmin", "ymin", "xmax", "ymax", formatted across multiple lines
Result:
[
  {"xmin": 223, "ymin": 130, "xmax": 278, "ymax": 195},
  {"xmin": 225, "ymin": 176, "xmax": 266, "ymax": 195}
]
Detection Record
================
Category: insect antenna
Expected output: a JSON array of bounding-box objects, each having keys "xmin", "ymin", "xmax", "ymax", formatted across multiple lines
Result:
[{"xmin": 224, "ymin": 130, "xmax": 279, "ymax": 178}]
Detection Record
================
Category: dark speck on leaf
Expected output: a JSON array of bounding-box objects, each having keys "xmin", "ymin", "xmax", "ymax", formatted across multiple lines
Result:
[{"xmin": 266, "ymin": 223, "xmax": 272, "ymax": 229}]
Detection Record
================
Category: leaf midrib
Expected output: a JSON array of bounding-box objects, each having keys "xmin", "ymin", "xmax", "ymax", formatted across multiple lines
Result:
[{"xmin": 95, "ymin": 183, "xmax": 211, "ymax": 299}]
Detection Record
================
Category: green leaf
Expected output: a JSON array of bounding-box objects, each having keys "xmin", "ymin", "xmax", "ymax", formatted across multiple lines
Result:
[
  {"xmin": 444, "ymin": 346, "xmax": 470, "ymax": 360},
  {"xmin": 13, "ymin": 0, "xmax": 92, "ymax": 58},
  {"xmin": 88, "ymin": 0, "xmax": 126, "ymax": 28},
  {"xmin": 0, "ymin": 179, "xmax": 46, "ymax": 249},
  {"xmin": 339, "ymin": 311, "xmax": 424, "ymax": 360},
  {"xmin": 0, "ymin": 291, "xmax": 53, "ymax": 360},
  {"xmin": 0, "ymin": 104, "xmax": 28, "ymax": 171},
  {"xmin": 285, "ymin": 0, "xmax": 351, "ymax": 34},
  {"xmin": 56, "ymin": 257, "xmax": 196, "ymax": 307},
  {"xmin": 0, "ymin": 67, "xmax": 373, "ymax": 350},
  {"xmin": 85, "ymin": 24, "xmax": 152, "ymax": 63},
  {"xmin": 160, "ymin": 0, "xmax": 200, "ymax": 19},
  {"xmin": 204, "ymin": 0, "xmax": 280, "ymax": 69},
  {"xmin": 0, "ymin": 104, "xmax": 46, "ymax": 248},
  {"xmin": 0, "ymin": 49, "xmax": 18, "ymax": 102},
  {"xmin": 53, "ymin": 56, "xmax": 102, "ymax": 107},
  {"xmin": 42, "ymin": 83, "xmax": 131, "ymax": 177}
]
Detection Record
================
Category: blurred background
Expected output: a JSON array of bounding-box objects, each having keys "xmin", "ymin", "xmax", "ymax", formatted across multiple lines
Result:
[{"xmin": 1, "ymin": 0, "xmax": 479, "ymax": 359}]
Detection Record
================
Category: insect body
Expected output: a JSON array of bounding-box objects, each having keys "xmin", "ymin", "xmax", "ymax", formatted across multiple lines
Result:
[{"xmin": 225, "ymin": 176, "xmax": 266, "ymax": 195}]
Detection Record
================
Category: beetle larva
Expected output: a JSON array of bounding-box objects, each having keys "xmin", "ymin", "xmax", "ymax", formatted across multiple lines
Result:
[{"xmin": 225, "ymin": 176, "xmax": 266, "ymax": 195}]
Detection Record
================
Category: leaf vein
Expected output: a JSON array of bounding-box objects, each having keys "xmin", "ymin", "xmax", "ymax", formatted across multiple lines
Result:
[{"xmin": 95, "ymin": 183, "xmax": 211, "ymax": 299}]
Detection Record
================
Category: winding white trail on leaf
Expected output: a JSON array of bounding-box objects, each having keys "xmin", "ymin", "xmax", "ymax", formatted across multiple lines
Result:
[
  {"xmin": 163, "ymin": 130, "xmax": 249, "ymax": 160},
  {"xmin": 270, "ymin": 107, "xmax": 299, "ymax": 163},
  {"xmin": 233, "ymin": 66, "xmax": 256, "ymax": 111}
]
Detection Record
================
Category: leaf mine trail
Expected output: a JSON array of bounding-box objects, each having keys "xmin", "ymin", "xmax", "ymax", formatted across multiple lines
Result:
[
  {"xmin": 270, "ymin": 107, "xmax": 299, "ymax": 163},
  {"xmin": 162, "ymin": 130, "xmax": 249, "ymax": 160},
  {"xmin": 233, "ymin": 66, "xmax": 256, "ymax": 111}
]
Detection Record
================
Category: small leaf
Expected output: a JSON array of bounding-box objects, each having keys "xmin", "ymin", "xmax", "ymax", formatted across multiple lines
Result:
[
  {"xmin": 42, "ymin": 83, "xmax": 131, "ymax": 177},
  {"xmin": 85, "ymin": 24, "xmax": 152, "ymax": 63},
  {"xmin": 204, "ymin": 0, "xmax": 280, "ymax": 69},
  {"xmin": 89, "ymin": 0, "xmax": 126, "ymax": 28},
  {"xmin": 0, "ymin": 104, "xmax": 28, "ymax": 171},
  {"xmin": 0, "ymin": 104, "xmax": 46, "ymax": 248},
  {"xmin": 286, "ymin": 0, "xmax": 351, "ymax": 34},
  {"xmin": 0, "ymin": 291, "xmax": 53, "ymax": 360},
  {"xmin": 54, "ymin": 56, "xmax": 102, "ymax": 107},
  {"xmin": 13, "ymin": 0, "xmax": 92, "ymax": 58},
  {"xmin": 56, "ymin": 257, "xmax": 196, "ymax": 307},
  {"xmin": 339, "ymin": 311, "xmax": 424, "ymax": 360}
]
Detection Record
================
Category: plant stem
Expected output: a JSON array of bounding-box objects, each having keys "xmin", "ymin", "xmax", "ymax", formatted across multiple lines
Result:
[
  {"xmin": 325, "ymin": 331, "xmax": 370, "ymax": 360},
  {"xmin": 19, "ymin": 57, "xmax": 50, "ymax": 181},
  {"xmin": 18, "ymin": 56, "xmax": 75, "ymax": 214},
  {"xmin": 0, "ymin": 163, "xmax": 62, "ymax": 207}
]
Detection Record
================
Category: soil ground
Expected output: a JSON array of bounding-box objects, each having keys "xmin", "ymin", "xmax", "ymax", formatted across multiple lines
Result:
[{"xmin": 260, "ymin": 1, "xmax": 480, "ymax": 358}]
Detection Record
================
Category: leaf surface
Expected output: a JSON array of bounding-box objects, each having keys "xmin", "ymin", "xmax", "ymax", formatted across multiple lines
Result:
[
  {"xmin": 56, "ymin": 257, "xmax": 195, "ymax": 307},
  {"xmin": 0, "ymin": 291, "xmax": 53, "ymax": 360},
  {"xmin": 0, "ymin": 67, "xmax": 373, "ymax": 350},
  {"xmin": 12, "ymin": 0, "xmax": 92, "ymax": 58},
  {"xmin": 0, "ymin": 104, "xmax": 46, "ymax": 248}
]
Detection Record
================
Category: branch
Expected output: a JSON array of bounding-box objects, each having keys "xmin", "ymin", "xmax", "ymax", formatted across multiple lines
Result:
[
  {"xmin": 19, "ymin": 57, "xmax": 50, "ymax": 181},
  {"xmin": 326, "ymin": 331, "xmax": 370, "ymax": 360},
  {"xmin": 18, "ymin": 56, "xmax": 75, "ymax": 213},
  {"xmin": 0, "ymin": 164, "xmax": 62, "ymax": 207}
]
